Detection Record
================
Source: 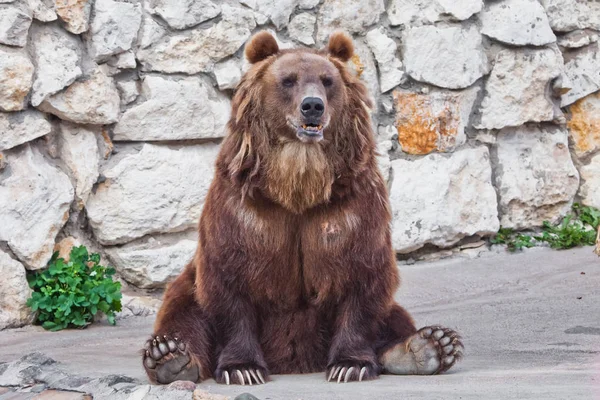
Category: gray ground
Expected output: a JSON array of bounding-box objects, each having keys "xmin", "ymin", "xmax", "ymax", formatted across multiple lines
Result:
[{"xmin": 1, "ymin": 247, "xmax": 599, "ymax": 400}]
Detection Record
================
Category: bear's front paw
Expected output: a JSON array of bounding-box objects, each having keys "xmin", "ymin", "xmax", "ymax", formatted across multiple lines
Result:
[
  {"xmin": 327, "ymin": 362, "xmax": 379, "ymax": 383},
  {"xmin": 143, "ymin": 335, "xmax": 200, "ymax": 384},
  {"xmin": 215, "ymin": 364, "xmax": 268, "ymax": 386}
]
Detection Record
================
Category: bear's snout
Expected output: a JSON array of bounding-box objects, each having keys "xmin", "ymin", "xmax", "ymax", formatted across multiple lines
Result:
[{"xmin": 300, "ymin": 97, "xmax": 325, "ymax": 120}]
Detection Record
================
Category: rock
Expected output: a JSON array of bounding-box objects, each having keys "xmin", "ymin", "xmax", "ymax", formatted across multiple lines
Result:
[
  {"xmin": 253, "ymin": 10, "xmax": 268, "ymax": 25},
  {"xmin": 299, "ymin": 0, "xmax": 320, "ymax": 9},
  {"xmin": 475, "ymin": 47, "xmax": 563, "ymax": 130},
  {"xmin": 494, "ymin": 125, "xmax": 579, "ymax": 230},
  {"xmin": 0, "ymin": 250, "xmax": 34, "ymax": 330},
  {"xmin": 193, "ymin": 390, "xmax": 229, "ymax": 400},
  {"xmin": 107, "ymin": 50, "xmax": 136, "ymax": 70},
  {"xmin": 86, "ymin": 143, "xmax": 220, "ymax": 245},
  {"xmin": 365, "ymin": 27, "xmax": 404, "ymax": 93},
  {"xmin": 0, "ymin": 109, "xmax": 52, "ymax": 151},
  {"xmin": 28, "ymin": 0, "xmax": 56, "ymax": 22},
  {"xmin": 347, "ymin": 38, "xmax": 379, "ymax": 127},
  {"xmin": 119, "ymin": 293, "xmax": 161, "ymax": 318},
  {"xmin": 53, "ymin": 236, "xmax": 81, "ymax": 261},
  {"xmin": 0, "ymin": 353, "xmax": 59, "ymax": 387},
  {"xmin": 560, "ymin": 43, "xmax": 600, "ymax": 107},
  {"xmin": 567, "ymin": 92, "xmax": 600, "ymax": 157},
  {"xmin": 0, "ymin": 3, "xmax": 32, "ymax": 47},
  {"xmin": 105, "ymin": 233, "xmax": 197, "ymax": 288},
  {"xmin": 57, "ymin": 122, "xmax": 99, "ymax": 207},
  {"xmin": 480, "ymin": 0, "xmax": 556, "ymax": 46},
  {"xmin": 0, "ymin": 144, "xmax": 73, "ymax": 269},
  {"xmin": 387, "ymin": 0, "xmax": 482, "ymax": 27},
  {"xmin": 316, "ymin": 0, "xmax": 385, "ymax": 43},
  {"xmin": 0, "ymin": 46, "xmax": 34, "ymax": 112},
  {"xmin": 27, "ymin": 390, "xmax": 91, "ymax": 399},
  {"xmin": 288, "ymin": 12, "xmax": 315, "ymax": 46},
  {"xmin": 116, "ymin": 80, "xmax": 139, "ymax": 105},
  {"xmin": 30, "ymin": 23, "xmax": 82, "ymax": 107},
  {"xmin": 557, "ymin": 29, "xmax": 600, "ymax": 49},
  {"xmin": 214, "ymin": 59, "xmax": 242, "ymax": 90},
  {"xmin": 38, "ymin": 67, "xmax": 120, "ymax": 125},
  {"xmin": 149, "ymin": 0, "xmax": 220, "ymax": 30},
  {"xmin": 578, "ymin": 153, "xmax": 600, "ymax": 209},
  {"xmin": 248, "ymin": 0, "xmax": 295, "ymax": 30},
  {"xmin": 55, "ymin": 0, "xmax": 91, "ymax": 34},
  {"xmin": 390, "ymin": 147, "xmax": 499, "ymax": 253},
  {"xmin": 168, "ymin": 381, "xmax": 197, "ymax": 391},
  {"xmin": 403, "ymin": 24, "xmax": 488, "ymax": 90},
  {"xmin": 138, "ymin": 8, "xmax": 166, "ymax": 49},
  {"xmin": 138, "ymin": 5, "xmax": 255, "ymax": 74},
  {"xmin": 89, "ymin": 0, "xmax": 141, "ymax": 61},
  {"xmin": 392, "ymin": 87, "xmax": 479, "ymax": 155},
  {"xmin": 114, "ymin": 75, "xmax": 229, "ymax": 141},
  {"xmin": 541, "ymin": 0, "xmax": 600, "ymax": 32},
  {"xmin": 376, "ymin": 142, "xmax": 390, "ymax": 183},
  {"xmin": 234, "ymin": 394, "xmax": 260, "ymax": 400}
]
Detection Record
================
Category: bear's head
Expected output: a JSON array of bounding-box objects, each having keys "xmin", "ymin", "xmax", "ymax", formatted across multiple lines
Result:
[
  {"xmin": 219, "ymin": 31, "xmax": 377, "ymax": 213},
  {"xmin": 244, "ymin": 31, "xmax": 356, "ymax": 144}
]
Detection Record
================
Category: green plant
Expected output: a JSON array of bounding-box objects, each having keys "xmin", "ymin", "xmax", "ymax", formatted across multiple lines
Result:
[
  {"xmin": 575, "ymin": 203, "xmax": 600, "ymax": 229},
  {"xmin": 27, "ymin": 246, "xmax": 122, "ymax": 331},
  {"xmin": 491, "ymin": 227, "xmax": 535, "ymax": 252},
  {"xmin": 490, "ymin": 227, "xmax": 514, "ymax": 246},
  {"xmin": 509, "ymin": 234, "xmax": 536, "ymax": 252},
  {"xmin": 534, "ymin": 203, "xmax": 599, "ymax": 249},
  {"xmin": 491, "ymin": 204, "xmax": 600, "ymax": 252}
]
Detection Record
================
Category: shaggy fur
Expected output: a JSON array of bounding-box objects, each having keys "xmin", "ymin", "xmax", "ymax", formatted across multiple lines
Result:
[{"xmin": 143, "ymin": 31, "xmax": 421, "ymax": 384}]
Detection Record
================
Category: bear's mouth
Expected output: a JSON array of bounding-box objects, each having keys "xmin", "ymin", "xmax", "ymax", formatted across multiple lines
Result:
[
  {"xmin": 301, "ymin": 124, "xmax": 323, "ymax": 133},
  {"xmin": 297, "ymin": 123, "xmax": 324, "ymax": 142},
  {"xmin": 287, "ymin": 117, "xmax": 327, "ymax": 143}
]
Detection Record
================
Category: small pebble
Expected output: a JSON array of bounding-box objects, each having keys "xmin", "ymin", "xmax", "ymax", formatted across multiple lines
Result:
[
  {"xmin": 30, "ymin": 384, "xmax": 47, "ymax": 393},
  {"xmin": 168, "ymin": 380, "xmax": 197, "ymax": 391},
  {"xmin": 235, "ymin": 394, "xmax": 260, "ymax": 400}
]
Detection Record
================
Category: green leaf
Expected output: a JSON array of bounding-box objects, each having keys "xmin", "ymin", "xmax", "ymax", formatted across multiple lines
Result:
[{"xmin": 26, "ymin": 245, "xmax": 122, "ymax": 332}]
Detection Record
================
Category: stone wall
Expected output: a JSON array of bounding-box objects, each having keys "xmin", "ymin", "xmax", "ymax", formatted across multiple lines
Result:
[{"xmin": 1, "ymin": 0, "xmax": 600, "ymax": 328}]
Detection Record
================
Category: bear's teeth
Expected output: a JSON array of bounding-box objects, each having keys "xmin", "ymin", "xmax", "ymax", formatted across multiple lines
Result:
[{"xmin": 302, "ymin": 125, "xmax": 322, "ymax": 132}]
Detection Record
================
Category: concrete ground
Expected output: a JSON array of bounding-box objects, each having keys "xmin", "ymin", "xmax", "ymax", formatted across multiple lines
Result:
[{"xmin": 1, "ymin": 247, "xmax": 599, "ymax": 399}]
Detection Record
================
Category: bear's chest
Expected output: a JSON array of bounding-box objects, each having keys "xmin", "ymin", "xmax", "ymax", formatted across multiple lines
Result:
[{"xmin": 236, "ymin": 203, "xmax": 359, "ymax": 308}]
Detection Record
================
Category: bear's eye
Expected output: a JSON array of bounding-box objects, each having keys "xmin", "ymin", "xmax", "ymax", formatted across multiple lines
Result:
[
  {"xmin": 282, "ymin": 76, "xmax": 296, "ymax": 88},
  {"xmin": 321, "ymin": 77, "xmax": 333, "ymax": 87}
]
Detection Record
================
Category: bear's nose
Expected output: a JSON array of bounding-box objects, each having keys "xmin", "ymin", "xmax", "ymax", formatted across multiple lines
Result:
[{"xmin": 300, "ymin": 97, "xmax": 325, "ymax": 119}]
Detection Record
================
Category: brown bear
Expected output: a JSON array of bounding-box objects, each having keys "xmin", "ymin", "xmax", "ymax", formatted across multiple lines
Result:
[{"xmin": 142, "ymin": 31, "xmax": 463, "ymax": 385}]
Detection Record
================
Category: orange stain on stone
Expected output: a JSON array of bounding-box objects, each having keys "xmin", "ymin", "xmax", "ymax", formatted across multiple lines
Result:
[
  {"xmin": 350, "ymin": 54, "xmax": 365, "ymax": 77},
  {"xmin": 393, "ymin": 91, "xmax": 460, "ymax": 155},
  {"xmin": 567, "ymin": 92, "xmax": 600, "ymax": 156}
]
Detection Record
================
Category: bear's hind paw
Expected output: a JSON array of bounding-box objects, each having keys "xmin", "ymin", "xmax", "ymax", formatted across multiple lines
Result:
[
  {"xmin": 381, "ymin": 326, "xmax": 463, "ymax": 375},
  {"xmin": 143, "ymin": 335, "xmax": 200, "ymax": 384}
]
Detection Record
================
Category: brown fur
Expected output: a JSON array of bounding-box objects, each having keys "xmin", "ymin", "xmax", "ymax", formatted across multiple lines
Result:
[{"xmin": 145, "ymin": 31, "xmax": 417, "ymax": 383}]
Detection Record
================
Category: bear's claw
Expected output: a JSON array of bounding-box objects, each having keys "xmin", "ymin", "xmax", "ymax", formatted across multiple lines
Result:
[
  {"xmin": 327, "ymin": 363, "xmax": 377, "ymax": 383},
  {"xmin": 216, "ymin": 365, "xmax": 267, "ymax": 385}
]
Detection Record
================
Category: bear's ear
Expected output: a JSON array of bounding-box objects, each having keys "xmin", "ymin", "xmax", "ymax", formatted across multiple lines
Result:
[
  {"xmin": 245, "ymin": 31, "xmax": 279, "ymax": 64},
  {"xmin": 327, "ymin": 31, "xmax": 354, "ymax": 62}
]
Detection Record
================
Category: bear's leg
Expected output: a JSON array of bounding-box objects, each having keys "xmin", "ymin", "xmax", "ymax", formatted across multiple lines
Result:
[
  {"xmin": 210, "ymin": 294, "xmax": 268, "ymax": 386},
  {"xmin": 377, "ymin": 304, "xmax": 464, "ymax": 375},
  {"xmin": 142, "ymin": 264, "xmax": 212, "ymax": 384}
]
